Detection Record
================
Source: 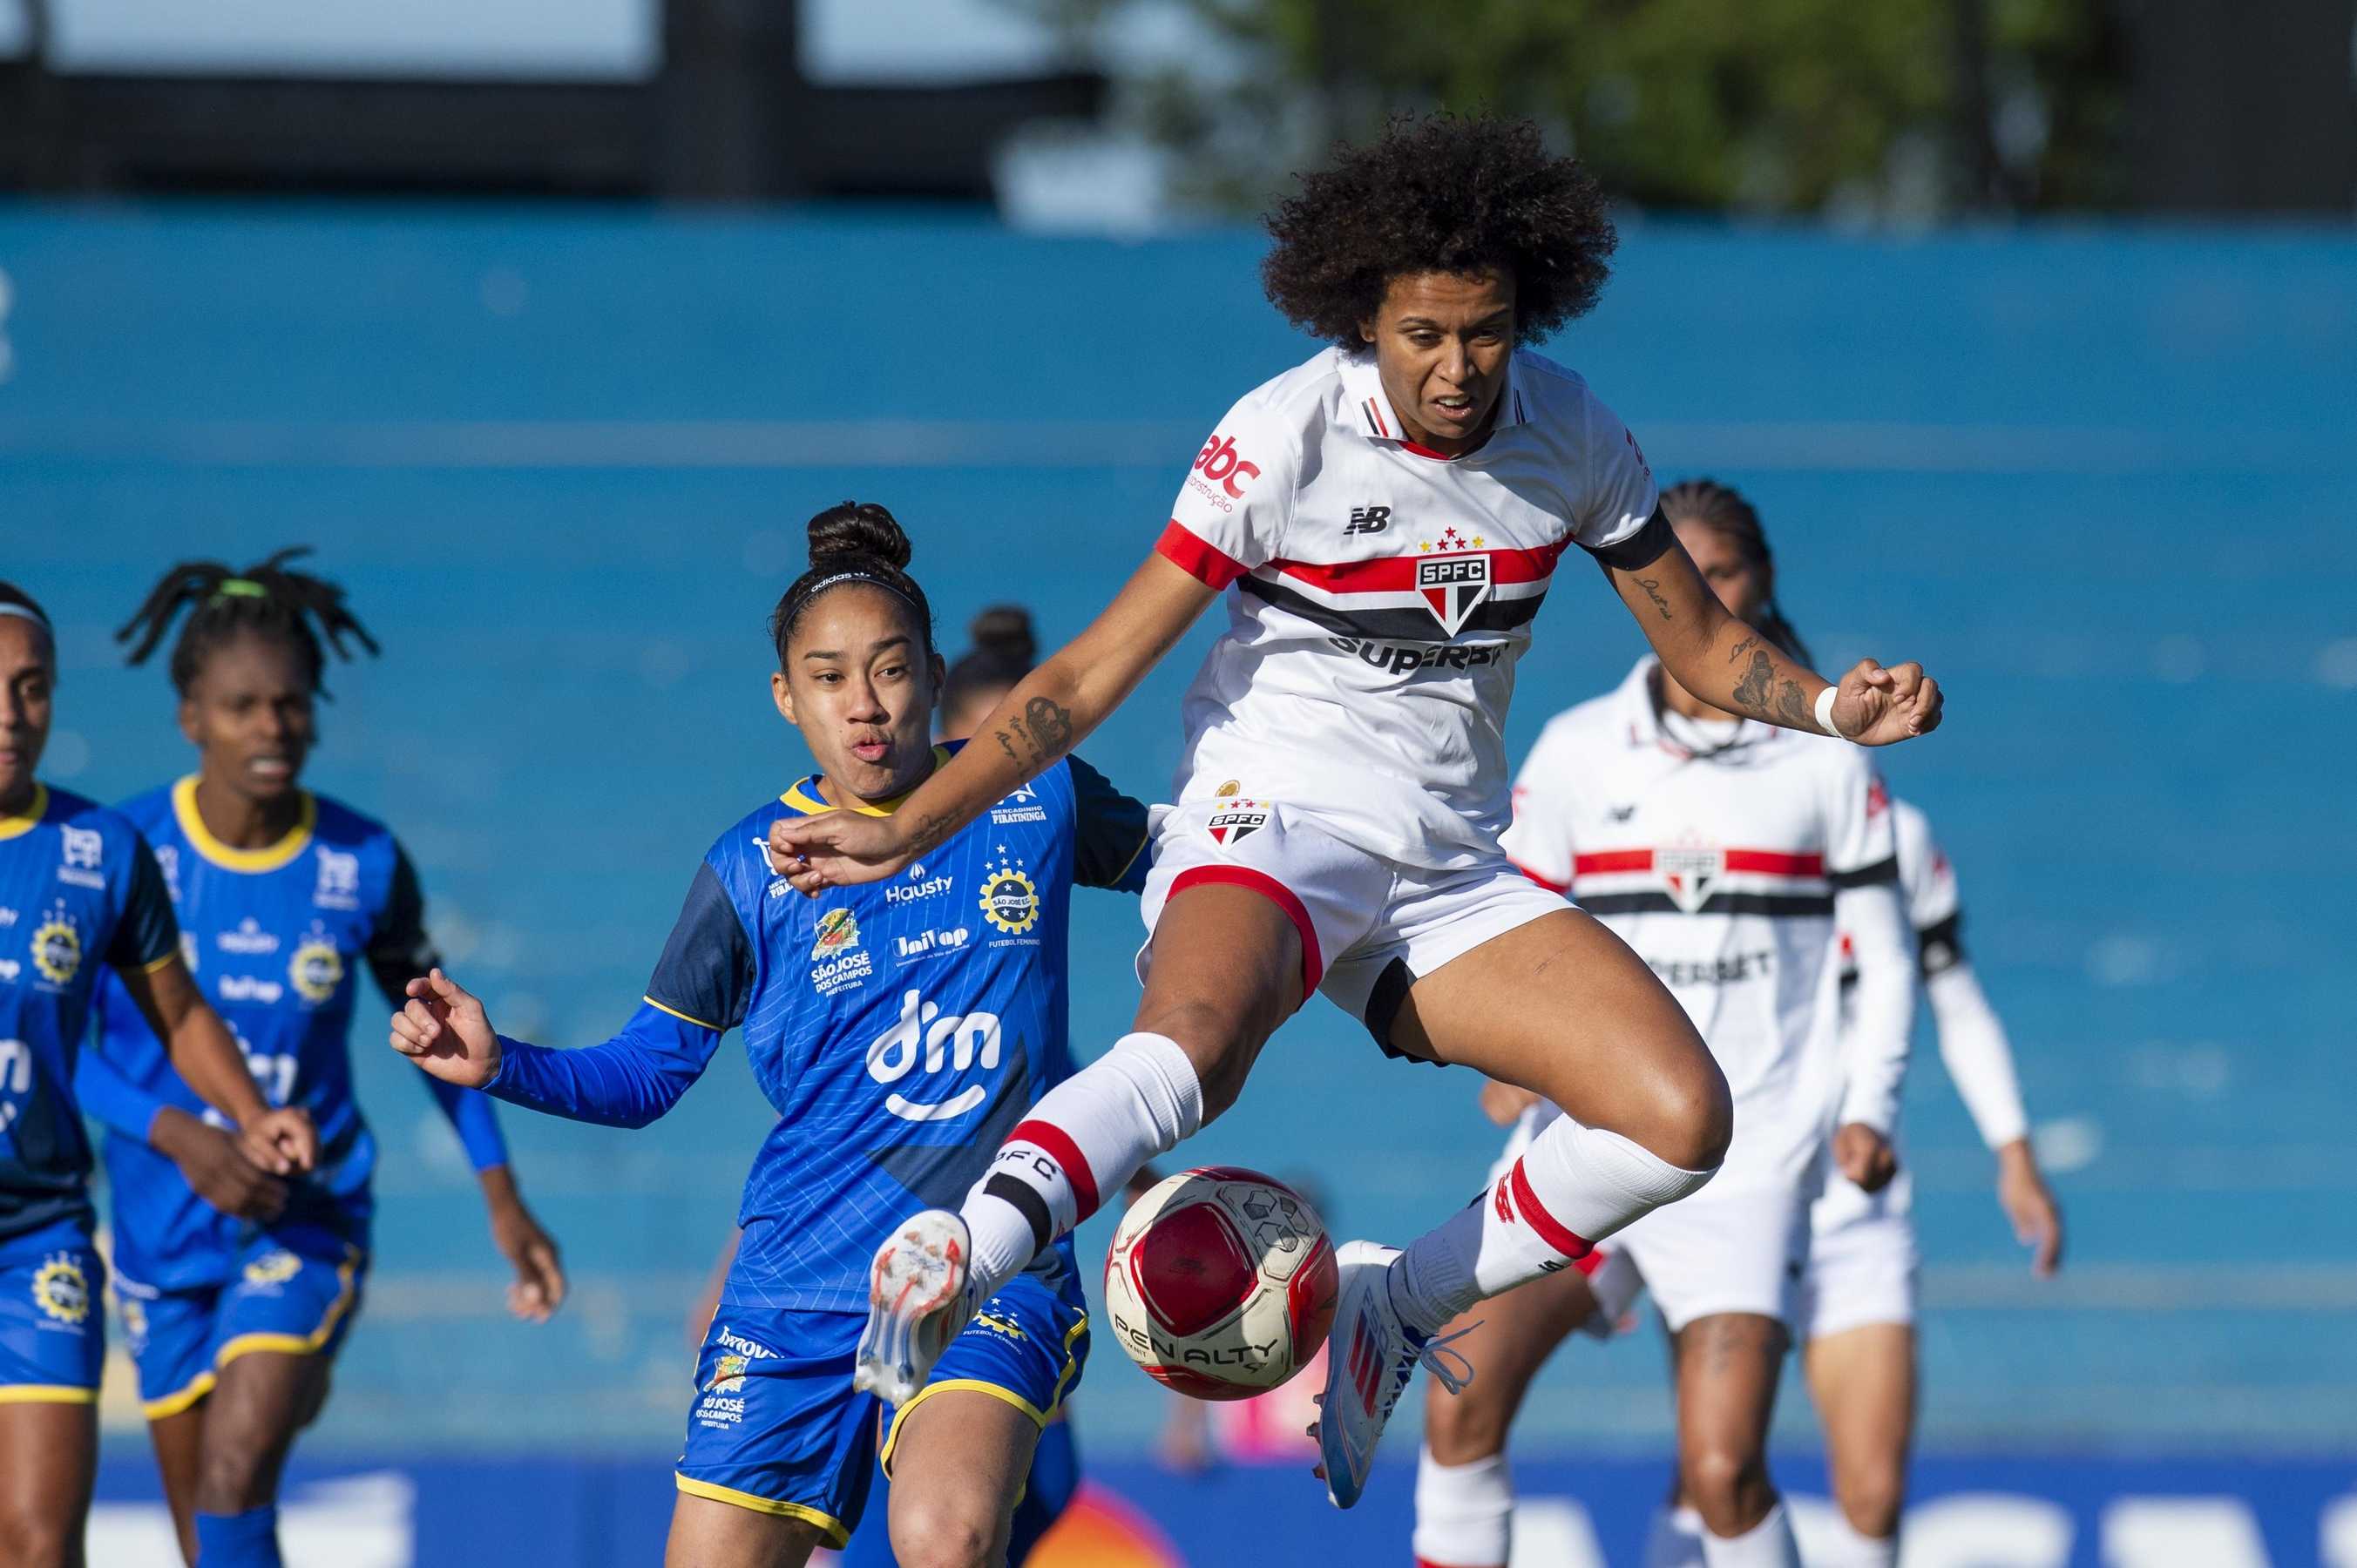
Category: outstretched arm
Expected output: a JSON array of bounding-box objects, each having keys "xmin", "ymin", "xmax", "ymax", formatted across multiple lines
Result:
[
  {"xmin": 114, "ymin": 956, "xmax": 315, "ymax": 1175},
  {"xmin": 774, "ymin": 554, "xmax": 1215, "ymax": 890},
  {"xmin": 1605, "ymin": 532, "xmax": 1941, "ymax": 745}
]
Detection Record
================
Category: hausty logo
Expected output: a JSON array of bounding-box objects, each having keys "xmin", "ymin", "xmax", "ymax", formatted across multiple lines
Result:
[{"xmin": 1193, "ymin": 434, "xmax": 1261, "ymax": 499}]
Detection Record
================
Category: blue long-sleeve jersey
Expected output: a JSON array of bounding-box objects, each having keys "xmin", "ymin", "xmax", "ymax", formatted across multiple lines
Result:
[
  {"xmin": 84, "ymin": 778, "xmax": 507, "ymax": 1291},
  {"xmin": 488, "ymin": 747, "xmax": 1149, "ymax": 1314},
  {"xmin": 0, "ymin": 783, "xmax": 179, "ymax": 1244}
]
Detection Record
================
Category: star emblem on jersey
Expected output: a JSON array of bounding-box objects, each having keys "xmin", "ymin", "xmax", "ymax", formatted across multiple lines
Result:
[
  {"xmin": 1206, "ymin": 800, "xmax": 1270, "ymax": 848},
  {"xmin": 1656, "ymin": 844, "xmax": 1724, "ymax": 914},
  {"xmin": 288, "ymin": 935, "xmax": 345, "ymax": 1005},
  {"xmin": 977, "ymin": 865, "xmax": 1039, "ymax": 936},
  {"xmin": 32, "ymin": 1255, "xmax": 89, "ymax": 1325},
  {"xmin": 30, "ymin": 915, "xmax": 80, "ymax": 986},
  {"xmin": 1412, "ymin": 530, "xmax": 1493, "ymax": 637}
]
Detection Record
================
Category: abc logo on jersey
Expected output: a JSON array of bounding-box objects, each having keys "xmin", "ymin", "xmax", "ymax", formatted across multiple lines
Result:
[{"xmin": 1189, "ymin": 434, "xmax": 1261, "ymax": 510}]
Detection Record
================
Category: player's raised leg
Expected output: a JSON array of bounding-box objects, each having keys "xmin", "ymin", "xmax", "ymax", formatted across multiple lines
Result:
[
  {"xmin": 884, "ymin": 1388, "xmax": 1044, "ymax": 1568},
  {"xmin": 1801, "ymin": 1323, "xmax": 1914, "ymax": 1565},
  {"xmin": 0, "ymin": 1402, "xmax": 96, "ymax": 1568}
]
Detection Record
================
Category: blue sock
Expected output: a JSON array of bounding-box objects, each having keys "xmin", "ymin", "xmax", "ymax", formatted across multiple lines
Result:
[{"xmin": 194, "ymin": 1505, "xmax": 283, "ymax": 1567}]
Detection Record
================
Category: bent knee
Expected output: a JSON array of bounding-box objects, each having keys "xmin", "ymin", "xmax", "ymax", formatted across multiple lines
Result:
[
  {"xmin": 194, "ymin": 1446, "xmax": 271, "ymax": 1516},
  {"xmin": 1422, "ymin": 1385, "xmax": 1512, "ymax": 1465},
  {"xmin": 1128, "ymin": 1005, "xmax": 1262, "ymax": 1124},
  {"xmin": 1683, "ymin": 1443, "xmax": 1771, "ymax": 1522},
  {"xmin": 1635, "ymin": 1052, "xmax": 1733, "ymax": 1174},
  {"xmin": 1833, "ymin": 1463, "xmax": 1907, "ymax": 1538},
  {"xmin": 889, "ymin": 1496, "xmax": 999, "ymax": 1568}
]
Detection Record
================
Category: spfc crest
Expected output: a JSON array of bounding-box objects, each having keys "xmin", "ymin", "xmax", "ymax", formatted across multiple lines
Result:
[
  {"xmin": 1657, "ymin": 845, "xmax": 1724, "ymax": 914},
  {"xmin": 1415, "ymin": 551, "xmax": 1492, "ymax": 637},
  {"xmin": 1206, "ymin": 801, "xmax": 1270, "ymax": 848}
]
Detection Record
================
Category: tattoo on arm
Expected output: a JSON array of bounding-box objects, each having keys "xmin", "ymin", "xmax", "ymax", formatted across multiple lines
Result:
[
  {"xmin": 1726, "ymin": 633, "xmax": 1758, "ymax": 665},
  {"xmin": 994, "ymin": 729, "xmax": 1019, "ymax": 765},
  {"xmin": 1776, "ymin": 679, "xmax": 1810, "ymax": 727},
  {"xmin": 1635, "ymin": 577, "xmax": 1672, "ymax": 621},
  {"xmin": 1730, "ymin": 651, "xmax": 1774, "ymax": 717},
  {"xmin": 906, "ymin": 810, "xmax": 955, "ymax": 856},
  {"xmin": 1023, "ymin": 696, "xmax": 1075, "ymax": 758}
]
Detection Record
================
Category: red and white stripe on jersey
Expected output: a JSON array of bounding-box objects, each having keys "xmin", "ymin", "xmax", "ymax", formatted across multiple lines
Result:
[
  {"xmin": 1567, "ymin": 844, "xmax": 1836, "ymax": 919},
  {"xmin": 1156, "ymin": 524, "xmax": 1574, "ymax": 642}
]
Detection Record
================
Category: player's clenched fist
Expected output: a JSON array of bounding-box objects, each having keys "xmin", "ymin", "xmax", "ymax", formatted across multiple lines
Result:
[
  {"xmin": 1829, "ymin": 659, "xmax": 1942, "ymax": 746},
  {"xmin": 389, "ymin": 966, "xmax": 503, "ymax": 1087}
]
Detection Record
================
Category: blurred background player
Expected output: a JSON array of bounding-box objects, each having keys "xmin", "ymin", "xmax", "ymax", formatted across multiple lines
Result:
[
  {"xmin": 76, "ymin": 550, "xmax": 566, "ymax": 1568},
  {"xmin": 0, "ymin": 583, "xmax": 315, "ymax": 1568},
  {"xmin": 769, "ymin": 115, "xmax": 1943, "ymax": 1512},
  {"xmin": 1414, "ymin": 479, "xmax": 1918, "ymax": 1568},
  {"xmin": 389, "ymin": 506, "xmax": 1150, "ymax": 1568},
  {"xmin": 1642, "ymin": 794, "xmax": 2068, "ymax": 1568}
]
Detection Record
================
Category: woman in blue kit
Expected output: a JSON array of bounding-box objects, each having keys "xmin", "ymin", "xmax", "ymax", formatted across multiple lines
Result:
[
  {"xmin": 77, "ymin": 551, "xmax": 567, "ymax": 1568},
  {"xmin": 390, "ymin": 504, "xmax": 1151, "ymax": 1568},
  {"xmin": 0, "ymin": 582, "xmax": 316, "ymax": 1568}
]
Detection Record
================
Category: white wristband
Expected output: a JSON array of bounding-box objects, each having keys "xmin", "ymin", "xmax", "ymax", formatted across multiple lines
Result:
[{"xmin": 1814, "ymin": 685, "xmax": 1845, "ymax": 740}]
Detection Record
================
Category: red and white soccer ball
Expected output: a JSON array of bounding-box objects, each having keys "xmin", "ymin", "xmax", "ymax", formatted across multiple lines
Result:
[{"xmin": 1103, "ymin": 1166, "xmax": 1338, "ymax": 1401}]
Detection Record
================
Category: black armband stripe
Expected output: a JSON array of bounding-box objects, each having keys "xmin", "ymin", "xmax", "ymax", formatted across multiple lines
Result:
[
  {"xmin": 984, "ymin": 1173, "xmax": 1057, "ymax": 1258},
  {"xmin": 1581, "ymin": 505, "xmax": 1676, "ymax": 571},
  {"xmin": 1830, "ymin": 856, "xmax": 1900, "ymax": 889},
  {"xmin": 1915, "ymin": 909, "xmax": 1965, "ymax": 979}
]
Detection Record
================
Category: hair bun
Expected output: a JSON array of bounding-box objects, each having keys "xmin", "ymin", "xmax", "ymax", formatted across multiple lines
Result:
[
  {"xmin": 966, "ymin": 605, "xmax": 1036, "ymax": 664},
  {"xmin": 807, "ymin": 501, "xmax": 913, "ymax": 571}
]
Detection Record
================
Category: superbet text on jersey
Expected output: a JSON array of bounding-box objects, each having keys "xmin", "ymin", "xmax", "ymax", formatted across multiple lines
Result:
[{"xmin": 1155, "ymin": 345, "xmax": 1669, "ymax": 872}]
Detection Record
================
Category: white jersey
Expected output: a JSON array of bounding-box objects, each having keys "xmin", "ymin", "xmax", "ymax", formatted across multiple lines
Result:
[
  {"xmin": 1155, "ymin": 344, "xmax": 1664, "ymax": 871},
  {"xmin": 1820, "ymin": 798, "xmax": 2032, "ymax": 1229},
  {"xmin": 1502, "ymin": 659, "xmax": 1914, "ymax": 1185}
]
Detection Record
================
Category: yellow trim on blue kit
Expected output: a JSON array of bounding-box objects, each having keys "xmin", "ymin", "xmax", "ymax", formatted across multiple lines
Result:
[
  {"xmin": 642, "ymin": 995, "xmax": 721, "ymax": 1031},
  {"xmin": 877, "ymin": 1312, "xmax": 1087, "ymax": 1477},
  {"xmin": 778, "ymin": 747, "xmax": 952, "ymax": 819},
  {"xmin": 172, "ymin": 775, "xmax": 315, "ymax": 873},
  {"xmin": 141, "ymin": 1370, "xmax": 219, "ymax": 1420},
  {"xmin": 213, "ymin": 1247, "xmax": 362, "ymax": 1371},
  {"xmin": 0, "ymin": 783, "xmax": 49, "ymax": 841},
  {"xmin": 0, "ymin": 1382, "xmax": 98, "ymax": 1404},
  {"xmin": 673, "ymin": 1476, "xmax": 850, "ymax": 1544}
]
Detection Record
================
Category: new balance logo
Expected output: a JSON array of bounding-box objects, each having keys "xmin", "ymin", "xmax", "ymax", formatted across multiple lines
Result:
[
  {"xmin": 1606, "ymin": 804, "xmax": 1637, "ymax": 823},
  {"xmin": 1344, "ymin": 505, "xmax": 1392, "ymax": 536}
]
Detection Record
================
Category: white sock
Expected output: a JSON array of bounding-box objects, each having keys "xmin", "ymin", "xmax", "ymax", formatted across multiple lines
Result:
[
  {"xmin": 959, "ymin": 1032, "xmax": 1202, "ymax": 1297},
  {"xmin": 1702, "ymin": 1502, "xmax": 1798, "ymax": 1568},
  {"xmin": 1396, "ymin": 1116, "xmax": 1714, "ymax": 1331},
  {"xmin": 1816, "ymin": 1511, "xmax": 1898, "ymax": 1567},
  {"xmin": 1412, "ymin": 1448, "xmax": 1513, "ymax": 1568},
  {"xmin": 1642, "ymin": 1506, "xmax": 1708, "ymax": 1568}
]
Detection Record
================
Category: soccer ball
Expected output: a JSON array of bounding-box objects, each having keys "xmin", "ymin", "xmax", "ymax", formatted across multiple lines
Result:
[{"xmin": 1102, "ymin": 1166, "xmax": 1338, "ymax": 1401}]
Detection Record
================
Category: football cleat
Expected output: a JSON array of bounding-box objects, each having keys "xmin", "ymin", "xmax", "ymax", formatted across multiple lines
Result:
[
  {"xmin": 1315, "ymin": 1241, "xmax": 1475, "ymax": 1510},
  {"xmin": 852, "ymin": 1209, "xmax": 976, "ymax": 1407}
]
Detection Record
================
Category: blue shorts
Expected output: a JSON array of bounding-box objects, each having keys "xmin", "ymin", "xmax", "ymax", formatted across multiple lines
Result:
[
  {"xmin": 113, "ymin": 1227, "xmax": 368, "ymax": 1419},
  {"xmin": 837, "ymin": 1406, "xmax": 1080, "ymax": 1566},
  {"xmin": 0, "ymin": 1219, "xmax": 105, "ymax": 1402},
  {"xmin": 675, "ymin": 1274, "xmax": 1088, "ymax": 1548}
]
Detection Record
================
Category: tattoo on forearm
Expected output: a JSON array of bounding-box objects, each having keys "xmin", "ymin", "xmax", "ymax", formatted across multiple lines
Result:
[
  {"xmin": 1776, "ymin": 679, "xmax": 1810, "ymax": 727},
  {"xmin": 1023, "ymin": 696, "xmax": 1075, "ymax": 758},
  {"xmin": 1727, "ymin": 634, "xmax": 1758, "ymax": 665},
  {"xmin": 1730, "ymin": 651, "xmax": 1774, "ymax": 716},
  {"xmin": 907, "ymin": 810, "xmax": 954, "ymax": 855},
  {"xmin": 1636, "ymin": 577, "xmax": 1672, "ymax": 621},
  {"xmin": 993, "ymin": 729, "xmax": 1019, "ymax": 765}
]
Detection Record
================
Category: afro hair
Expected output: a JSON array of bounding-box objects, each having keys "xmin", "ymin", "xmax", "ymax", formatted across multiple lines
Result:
[{"xmin": 1261, "ymin": 114, "xmax": 1617, "ymax": 351}]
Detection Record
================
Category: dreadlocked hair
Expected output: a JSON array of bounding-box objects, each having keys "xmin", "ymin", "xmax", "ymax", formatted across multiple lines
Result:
[
  {"xmin": 115, "ymin": 547, "xmax": 381, "ymax": 699},
  {"xmin": 769, "ymin": 502, "xmax": 935, "ymax": 666},
  {"xmin": 1658, "ymin": 479, "xmax": 1813, "ymax": 670}
]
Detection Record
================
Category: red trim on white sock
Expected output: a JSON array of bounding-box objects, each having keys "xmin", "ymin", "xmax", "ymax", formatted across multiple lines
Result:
[
  {"xmin": 1416, "ymin": 1558, "xmax": 1504, "ymax": 1568},
  {"xmin": 1508, "ymin": 1157, "xmax": 1596, "ymax": 1260},
  {"xmin": 1008, "ymin": 1118, "xmax": 1101, "ymax": 1221},
  {"xmin": 1168, "ymin": 865, "xmax": 1324, "ymax": 998}
]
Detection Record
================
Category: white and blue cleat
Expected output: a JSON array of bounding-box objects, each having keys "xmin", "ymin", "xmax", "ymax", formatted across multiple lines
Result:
[
  {"xmin": 1314, "ymin": 1240, "xmax": 1477, "ymax": 1510},
  {"xmin": 852, "ymin": 1208, "xmax": 977, "ymax": 1407}
]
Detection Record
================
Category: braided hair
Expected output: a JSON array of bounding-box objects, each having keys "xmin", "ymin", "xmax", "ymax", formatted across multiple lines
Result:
[
  {"xmin": 940, "ymin": 605, "xmax": 1036, "ymax": 723},
  {"xmin": 1657, "ymin": 480, "xmax": 1813, "ymax": 670},
  {"xmin": 115, "ymin": 547, "xmax": 381, "ymax": 698},
  {"xmin": 769, "ymin": 503, "xmax": 936, "ymax": 665}
]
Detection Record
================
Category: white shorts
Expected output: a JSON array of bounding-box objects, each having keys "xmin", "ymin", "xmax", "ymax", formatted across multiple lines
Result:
[
  {"xmin": 1609, "ymin": 1174, "xmax": 1813, "ymax": 1335},
  {"xmin": 1796, "ymin": 1205, "xmax": 1920, "ymax": 1341},
  {"xmin": 1138, "ymin": 799, "xmax": 1570, "ymax": 1047}
]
